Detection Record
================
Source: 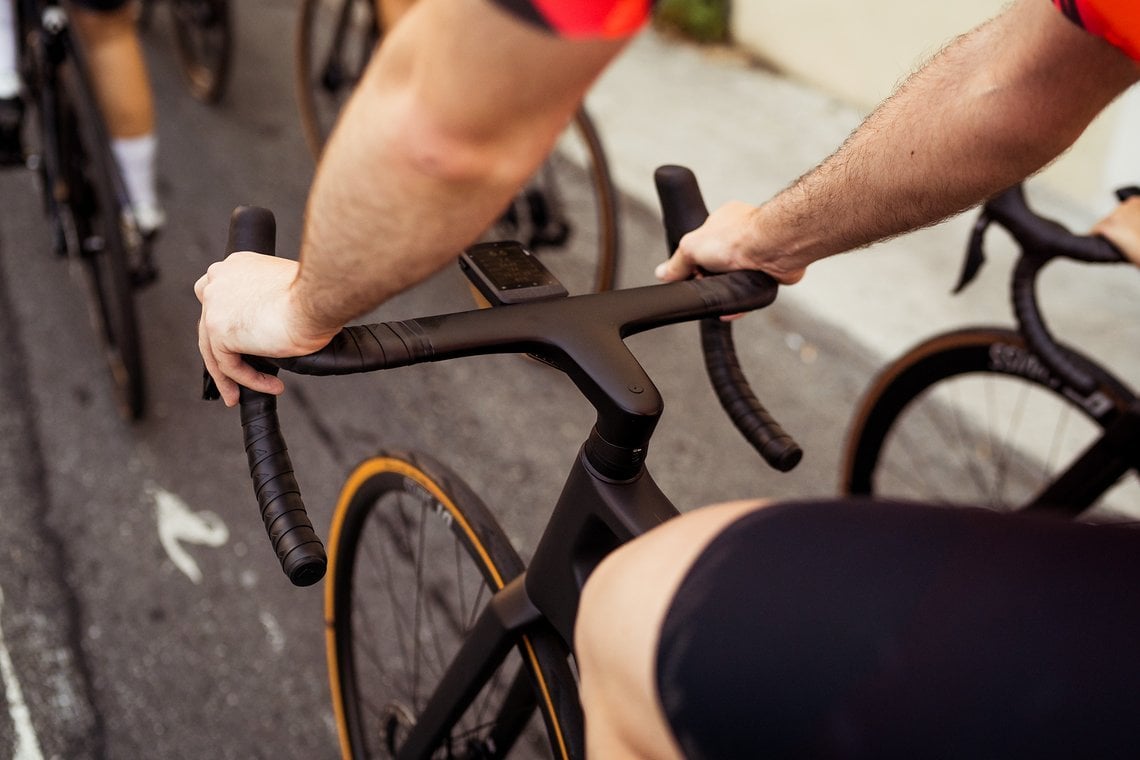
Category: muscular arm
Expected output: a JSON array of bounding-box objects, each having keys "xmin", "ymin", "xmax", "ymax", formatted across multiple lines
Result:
[
  {"xmin": 660, "ymin": 0, "xmax": 1140, "ymax": 283},
  {"xmin": 197, "ymin": 0, "xmax": 627, "ymax": 404}
]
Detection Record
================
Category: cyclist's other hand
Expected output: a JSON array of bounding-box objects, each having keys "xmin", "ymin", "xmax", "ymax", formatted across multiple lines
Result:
[
  {"xmin": 654, "ymin": 201, "xmax": 806, "ymax": 285},
  {"xmin": 194, "ymin": 252, "xmax": 336, "ymax": 407},
  {"xmin": 1091, "ymin": 196, "xmax": 1140, "ymax": 267}
]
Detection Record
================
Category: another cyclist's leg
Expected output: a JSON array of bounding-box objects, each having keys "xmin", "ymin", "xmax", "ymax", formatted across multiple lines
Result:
[
  {"xmin": 581, "ymin": 497, "xmax": 1140, "ymax": 758},
  {"xmin": 67, "ymin": 0, "xmax": 165, "ymax": 235},
  {"xmin": 575, "ymin": 499, "xmax": 766, "ymax": 760},
  {"xmin": 0, "ymin": 0, "xmax": 22, "ymax": 165}
]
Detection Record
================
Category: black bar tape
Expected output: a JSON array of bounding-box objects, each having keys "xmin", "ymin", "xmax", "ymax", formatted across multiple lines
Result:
[
  {"xmin": 701, "ymin": 320, "xmax": 802, "ymax": 472},
  {"xmin": 986, "ymin": 187, "xmax": 1123, "ymax": 395},
  {"xmin": 694, "ymin": 270, "xmax": 780, "ymax": 314},
  {"xmin": 227, "ymin": 206, "xmax": 327, "ymax": 587},
  {"xmin": 1011, "ymin": 256, "xmax": 1097, "ymax": 396},
  {"xmin": 240, "ymin": 390, "xmax": 326, "ymax": 586},
  {"xmin": 986, "ymin": 186, "xmax": 1124, "ymax": 264},
  {"xmin": 654, "ymin": 164, "xmax": 800, "ymax": 472},
  {"xmin": 276, "ymin": 323, "xmax": 421, "ymax": 375}
]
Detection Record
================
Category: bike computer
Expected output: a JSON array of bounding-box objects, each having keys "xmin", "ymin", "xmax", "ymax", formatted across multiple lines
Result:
[{"xmin": 459, "ymin": 241, "xmax": 568, "ymax": 306}]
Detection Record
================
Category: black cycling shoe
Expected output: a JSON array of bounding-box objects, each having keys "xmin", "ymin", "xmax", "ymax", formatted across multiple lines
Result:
[{"xmin": 0, "ymin": 96, "xmax": 25, "ymax": 168}]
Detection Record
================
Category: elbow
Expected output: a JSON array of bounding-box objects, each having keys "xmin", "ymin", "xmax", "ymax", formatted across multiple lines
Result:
[{"xmin": 385, "ymin": 93, "xmax": 550, "ymax": 193}]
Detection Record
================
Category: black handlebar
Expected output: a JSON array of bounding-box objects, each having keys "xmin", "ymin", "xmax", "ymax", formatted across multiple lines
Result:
[
  {"xmin": 228, "ymin": 207, "xmax": 327, "ymax": 587},
  {"xmin": 215, "ymin": 165, "xmax": 798, "ymax": 585},
  {"xmin": 972, "ymin": 185, "xmax": 1126, "ymax": 395},
  {"xmin": 654, "ymin": 165, "xmax": 802, "ymax": 471}
]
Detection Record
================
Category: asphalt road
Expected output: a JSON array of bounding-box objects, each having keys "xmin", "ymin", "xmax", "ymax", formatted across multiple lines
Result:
[{"xmin": 0, "ymin": 2, "xmax": 878, "ymax": 758}]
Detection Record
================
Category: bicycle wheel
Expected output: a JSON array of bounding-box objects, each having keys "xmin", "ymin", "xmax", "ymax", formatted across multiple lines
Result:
[
  {"xmin": 843, "ymin": 328, "xmax": 1138, "ymax": 515},
  {"xmin": 294, "ymin": 0, "xmax": 377, "ymax": 160},
  {"xmin": 169, "ymin": 0, "xmax": 231, "ymax": 104},
  {"xmin": 57, "ymin": 55, "xmax": 146, "ymax": 419},
  {"xmin": 326, "ymin": 451, "xmax": 583, "ymax": 759},
  {"xmin": 294, "ymin": 0, "xmax": 619, "ymax": 295}
]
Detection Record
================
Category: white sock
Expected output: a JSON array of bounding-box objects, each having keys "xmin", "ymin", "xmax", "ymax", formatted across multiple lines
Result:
[
  {"xmin": 112, "ymin": 134, "xmax": 164, "ymax": 232},
  {"xmin": 0, "ymin": 1, "xmax": 20, "ymax": 98}
]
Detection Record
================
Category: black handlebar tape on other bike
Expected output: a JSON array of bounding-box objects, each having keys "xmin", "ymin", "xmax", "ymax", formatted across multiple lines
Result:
[
  {"xmin": 986, "ymin": 186, "xmax": 1124, "ymax": 396},
  {"xmin": 1011, "ymin": 255, "xmax": 1098, "ymax": 397},
  {"xmin": 229, "ymin": 206, "xmax": 327, "ymax": 587},
  {"xmin": 985, "ymin": 185, "xmax": 1124, "ymax": 264},
  {"xmin": 654, "ymin": 165, "xmax": 802, "ymax": 471}
]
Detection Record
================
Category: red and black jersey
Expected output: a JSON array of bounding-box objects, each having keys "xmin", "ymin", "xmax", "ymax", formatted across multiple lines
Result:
[
  {"xmin": 491, "ymin": 0, "xmax": 652, "ymax": 38},
  {"xmin": 1054, "ymin": 0, "xmax": 1140, "ymax": 60}
]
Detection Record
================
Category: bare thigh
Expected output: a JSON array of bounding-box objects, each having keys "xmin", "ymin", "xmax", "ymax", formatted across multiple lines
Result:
[{"xmin": 574, "ymin": 499, "xmax": 769, "ymax": 760}]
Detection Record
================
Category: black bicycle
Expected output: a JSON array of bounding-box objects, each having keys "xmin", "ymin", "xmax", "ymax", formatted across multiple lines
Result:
[
  {"xmin": 14, "ymin": 0, "xmax": 149, "ymax": 419},
  {"xmin": 293, "ymin": 0, "xmax": 621, "ymax": 298},
  {"xmin": 843, "ymin": 184, "xmax": 1139, "ymax": 518},
  {"xmin": 209, "ymin": 165, "xmax": 799, "ymax": 758},
  {"xmin": 141, "ymin": 0, "xmax": 232, "ymax": 104}
]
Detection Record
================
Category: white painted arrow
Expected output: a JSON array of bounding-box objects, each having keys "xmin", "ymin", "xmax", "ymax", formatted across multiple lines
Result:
[{"xmin": 152, "ymin": 484, "xmax": 230, "ymax": 584}]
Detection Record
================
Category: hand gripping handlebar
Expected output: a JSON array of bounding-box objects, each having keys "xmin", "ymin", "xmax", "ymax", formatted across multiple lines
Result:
[
  {"xmin": 227, "ymin": 206, "xmax": 327, "ymax": 587},
  {"xmin": 654, "ymin": 165, "xmax": 802, "ymax": 471}
]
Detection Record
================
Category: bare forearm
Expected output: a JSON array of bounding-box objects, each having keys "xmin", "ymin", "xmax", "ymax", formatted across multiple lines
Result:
[
  {"xmin": 292, "ymin": 0, "xmax": 625, "ymax": 333},
  {"xmin": 744, "ymin": 0, "xmax": 1140, "ymax": 274},
  {"xmin": 295, "ymin": 75, "xmax": 527, "ymax": 332}
]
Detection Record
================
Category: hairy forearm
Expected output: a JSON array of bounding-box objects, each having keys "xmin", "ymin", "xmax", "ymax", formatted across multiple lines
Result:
[
  {"xmin": 745, "ymin": 0, "xmax": 1140, "ymax": 273},
  {"xmin": 295, "ymin": 79, "xmax": 529, "ymax": 332},
  {"xmin": 289, "ymin": 0, "xmax": 623, "ymax": 334}
]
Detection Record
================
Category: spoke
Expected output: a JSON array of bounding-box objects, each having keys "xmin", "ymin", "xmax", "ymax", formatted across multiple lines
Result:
[{"xmin": 413, "ymin": 500, "xmax": 430, "ymax": 711}]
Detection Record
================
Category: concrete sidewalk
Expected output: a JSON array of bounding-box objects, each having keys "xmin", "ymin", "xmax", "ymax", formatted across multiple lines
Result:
[{"xmin": 587, "ymin": 30, "xmax": 1138, "ymax": 383}]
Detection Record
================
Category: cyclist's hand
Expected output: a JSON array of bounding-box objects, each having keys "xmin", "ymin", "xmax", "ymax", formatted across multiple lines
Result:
[
  {"xmin": 195, "ymin": 252, "xmax": 337, "ymax": 407},
  {"xmin": 654, "ymin": 201, "xmax": 806, "ymax": 285},
  {"xmin": 1091, "ymin": 196, "xmax": 1140, "ymax": 266}
]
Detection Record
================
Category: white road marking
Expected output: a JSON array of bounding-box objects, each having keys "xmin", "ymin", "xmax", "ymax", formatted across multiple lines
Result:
[
  {"xmin": 152, "ymin": 484, "xmax": 229, "ymax": 584},
  {"xmin": 0, "ymin": 586, "xmax": 45, "ymax": 760},
  {"xmin": 259, "ymin": 610, "xmax": 286, "ymax": 655}
]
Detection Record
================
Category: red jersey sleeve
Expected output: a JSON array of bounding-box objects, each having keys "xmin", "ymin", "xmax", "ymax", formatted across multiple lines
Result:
[
  {"xmin": 1054, "ymin": 0, "xmax": 1140, "ymax": 60},
  {"xmin": 531, "ymin": 0, "xmax": 650, "ymax": 37}
]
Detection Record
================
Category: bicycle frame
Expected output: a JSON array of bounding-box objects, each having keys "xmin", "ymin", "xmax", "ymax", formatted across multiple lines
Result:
[
  {"xmin": 1028, "ymin": 392, "xmax": 1140, "ymax": 514},
  {"xmin": 18, "ymin": 0, "xmax": 71, "ymax": 236},
  {"xmin": 396, "ymin": 421, "xmax": 681, "ymax": 758},
  {"xmin": 16, "ymin": 0, "xmax": 135, "ymax": 252}
]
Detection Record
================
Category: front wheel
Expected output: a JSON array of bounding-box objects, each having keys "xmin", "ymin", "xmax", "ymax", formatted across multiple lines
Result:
[
  {"xmin": 326, "ymin": 451, "xmax": 583, "ymax": 759},
  {"xmin": 842, "ymin": 328, "xmax": 1138, "ymax": 516}
]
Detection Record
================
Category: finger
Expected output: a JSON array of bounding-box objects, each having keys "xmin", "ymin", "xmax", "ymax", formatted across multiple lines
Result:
[
  {"xmin": 199, "ymin": 329, "xmax": 239, "ymax": 407},
  {"xmin": 654, "ymin": 253, "xmax": 693, "ymax": 282},
  {"xmin": 215, "ymin": 351, "xmax": 286, "ymax": 398},
  {"xmin": 193, "ymin": 273, "xmax": 208, "ymax": 302}
]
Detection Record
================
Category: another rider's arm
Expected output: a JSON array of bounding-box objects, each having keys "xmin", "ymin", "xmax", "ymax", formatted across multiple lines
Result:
[
  {"xmin": 658, "ymin": 0, "xmax": 1140, "ymax": 284},
  {"xmin": 196, "ymin": 0, "xmax": 628, "ymax": 406},
  {"xmin": 1092, "ymin": 196, "xmax": 1140, "ymax": 265}
]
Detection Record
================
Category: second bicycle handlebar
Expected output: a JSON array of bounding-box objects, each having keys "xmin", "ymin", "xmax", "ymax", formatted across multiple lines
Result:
[{"xmin": 971, "ymin": 185, "xmax": 1126, "ymax": 395}]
